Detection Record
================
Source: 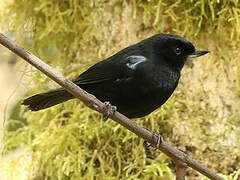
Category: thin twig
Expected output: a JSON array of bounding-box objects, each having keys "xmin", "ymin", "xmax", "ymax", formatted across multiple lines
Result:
[
  {"xmin": 173, "ymin": 158, "xmax": 188, "ymax": 180},
  {"xmin": 0, "ymin": 33, "xmax": 224, "ymax": 180}
]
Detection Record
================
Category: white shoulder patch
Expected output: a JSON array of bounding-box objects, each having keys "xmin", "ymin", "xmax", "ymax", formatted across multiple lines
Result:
[{"xmin": 126, "ymin": 55, "xmax": 147, "ymax": 70}]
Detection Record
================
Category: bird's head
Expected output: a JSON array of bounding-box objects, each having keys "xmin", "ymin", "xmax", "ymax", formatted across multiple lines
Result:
[{"xmin": 150, "ymin": 34, "xmax": 209, "ymax": 71}]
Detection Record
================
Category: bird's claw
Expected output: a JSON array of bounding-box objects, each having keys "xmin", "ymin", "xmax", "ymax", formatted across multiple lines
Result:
[
  {"xmin": 152, "ymin": 131, "xmax": 163, "ymax": 149},
  {"xmin": 102, "ymin": 101, "xmax": 117, "ymax": 121},
  {"xmin": 143, "ymin": 131, "xmax": 163, "ymax": 158},
  {"xmin": 143, "ymin": 141, "xmax": 153, "ymax": 159}
]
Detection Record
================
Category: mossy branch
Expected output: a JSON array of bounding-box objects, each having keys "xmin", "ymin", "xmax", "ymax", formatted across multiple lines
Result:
[{"xmin": 0, "ymin": 33, "xmax": 224, "ymax": 180}]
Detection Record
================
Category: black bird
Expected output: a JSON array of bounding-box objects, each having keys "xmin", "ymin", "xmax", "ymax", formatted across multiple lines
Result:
[{"xmin": 22, "ymin": 34, "xmax": 209, "ymax": 118}]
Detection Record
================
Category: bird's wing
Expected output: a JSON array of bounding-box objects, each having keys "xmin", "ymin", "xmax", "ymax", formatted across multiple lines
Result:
[
  {"xmin": 125, "ymin": 55, "xmax": 147, "ymax": 70},
  {"xmin": 73, "ymin": 55, "xmax": 147, "ymax": 85}
]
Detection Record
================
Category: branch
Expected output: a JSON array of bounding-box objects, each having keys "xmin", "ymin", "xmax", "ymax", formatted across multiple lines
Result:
[
  {"xmin": 173, "ymin": 158, "xmax": 188, "ymax": 180},
  {"xmin": 0, "ymin": 33, "xmax": 224, "ymax": 180}
]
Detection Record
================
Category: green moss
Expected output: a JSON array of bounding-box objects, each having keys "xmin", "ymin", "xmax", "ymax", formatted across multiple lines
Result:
[{"xmin": 1, "ymin": 0, "xmax": 240, "ymax": 179}]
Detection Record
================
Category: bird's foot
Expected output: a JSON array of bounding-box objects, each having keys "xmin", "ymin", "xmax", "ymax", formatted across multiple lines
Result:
[
  {"xmin": 143, "ymin": 141, "xmax": 154, "ymax": 159},
  {"xmin": 143, "ymin": 131, "xmax": 163, "ymax": 158},
  {"xmin": 152, "ymin": 131, "xmax": 163, "ymax": 149},
  {"xmin": 102, "ymin": 101, "xmax": 117, "ymax": 121}
]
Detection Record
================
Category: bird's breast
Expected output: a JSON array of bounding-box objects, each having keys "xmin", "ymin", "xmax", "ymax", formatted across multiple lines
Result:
[
  {"xmin": 158, "ymin": 70, "xmax": 180, "ymax": 90},
  {"xmin": 136, "ymin": 64, "xmax": 180, "ymax": 95}
]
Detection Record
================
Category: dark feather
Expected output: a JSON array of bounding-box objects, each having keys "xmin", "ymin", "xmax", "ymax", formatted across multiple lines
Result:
[{"xmin": 22, "ymin": 34, "xmax": 209, "ymax": 118}]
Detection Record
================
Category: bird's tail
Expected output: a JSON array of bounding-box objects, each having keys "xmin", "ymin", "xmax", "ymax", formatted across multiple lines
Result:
[{"xmin": 22, "ymin": 88, "xmax": 74, "ymax": 111}]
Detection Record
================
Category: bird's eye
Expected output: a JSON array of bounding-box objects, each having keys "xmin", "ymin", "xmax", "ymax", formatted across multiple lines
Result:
[{"xmin": 174, "ymin": 47, "xmax": 181, "ymax": 55}]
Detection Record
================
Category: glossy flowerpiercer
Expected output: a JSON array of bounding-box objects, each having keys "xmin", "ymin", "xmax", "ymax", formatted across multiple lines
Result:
[{"xmin": 22, "ymin": 34, "xmax": 209, "ymax": 118}]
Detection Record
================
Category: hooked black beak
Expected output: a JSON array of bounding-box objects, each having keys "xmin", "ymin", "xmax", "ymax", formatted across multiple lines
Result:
[{"xmin": 188, "ymin": 50, "xmax": 209, "ymax": 58}]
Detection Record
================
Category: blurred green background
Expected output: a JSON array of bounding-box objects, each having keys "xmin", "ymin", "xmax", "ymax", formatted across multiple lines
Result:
[{"xmin": 0, "ymin": 0, "xmax": 240, "ymax": 179}]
